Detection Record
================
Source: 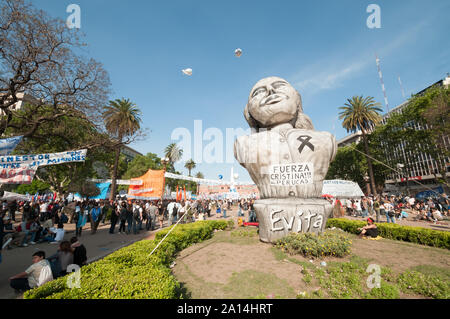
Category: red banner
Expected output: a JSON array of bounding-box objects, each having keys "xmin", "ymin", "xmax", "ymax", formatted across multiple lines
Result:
[{"xmin": 0, "ymin": 167, "xmax": 37, "ymax": 184}]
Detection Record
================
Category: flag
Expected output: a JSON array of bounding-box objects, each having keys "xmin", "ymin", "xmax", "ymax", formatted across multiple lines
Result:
[
  {"xmin": 184, "ymin": 185, "xmax": 186, "ymax": 201},
  {"xmin": 53, "ymin": 192, "xmax": 57, "ymax": 201},
  {"xmin": 176, "ymin": 185, "xmax": 179, "ymax": 202},
  {"xmin": 0, "ymin": 136, "xmax": 23, "ymax": 155}
]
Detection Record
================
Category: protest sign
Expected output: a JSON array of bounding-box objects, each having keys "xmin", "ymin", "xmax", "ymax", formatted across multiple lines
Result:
[{"xmin": 0, "ymin": 149, "xmax": 87, "ymax": 169}]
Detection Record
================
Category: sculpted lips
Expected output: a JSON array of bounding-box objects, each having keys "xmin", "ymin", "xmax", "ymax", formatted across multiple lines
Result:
[{"xmin": 260, "ymin": 94, "xmax": 288, "ymax": 107}]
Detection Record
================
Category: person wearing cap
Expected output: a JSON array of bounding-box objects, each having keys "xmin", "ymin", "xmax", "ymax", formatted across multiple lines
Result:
[{"xmin": 357, "ymin": 217, "xmax": 379, "ymax": 238}]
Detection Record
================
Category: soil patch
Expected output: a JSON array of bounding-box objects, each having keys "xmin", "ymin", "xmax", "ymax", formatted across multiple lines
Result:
[{"xmin": 172, "ymin": 228, "xmax": 450, "ymax": 299}]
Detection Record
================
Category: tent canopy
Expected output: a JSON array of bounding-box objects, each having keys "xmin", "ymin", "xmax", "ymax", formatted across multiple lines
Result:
[{"xmin": 322, "ymin": 180, "xmax": 365, "ymax": 198}]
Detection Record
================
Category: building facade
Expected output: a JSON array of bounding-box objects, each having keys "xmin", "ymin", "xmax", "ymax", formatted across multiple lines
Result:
[{"xmin": 337, "ymin": 75, "xmax": 450, "ymax": 194}]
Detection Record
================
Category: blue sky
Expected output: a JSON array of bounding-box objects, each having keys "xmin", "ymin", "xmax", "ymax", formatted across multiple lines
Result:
[{"xmin": 33, "ymin": 0, "xmax": 450, "ymax": 183}]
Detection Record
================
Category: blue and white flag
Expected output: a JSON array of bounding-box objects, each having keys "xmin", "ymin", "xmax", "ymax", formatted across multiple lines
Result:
[{"xmin": 0, "ymin": 136, "xmax": 23, "ymax": 155}]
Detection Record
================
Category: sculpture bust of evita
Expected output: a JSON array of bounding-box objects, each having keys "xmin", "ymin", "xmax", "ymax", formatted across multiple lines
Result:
[{"xmin": 234, "ymin": 76, "xmax": 337, "ymax": 243}]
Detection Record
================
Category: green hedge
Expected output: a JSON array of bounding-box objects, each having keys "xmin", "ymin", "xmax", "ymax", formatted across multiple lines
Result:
[
  {"xmin": 326, "ymin": 218, "xmax": 450, "ymax": 250},
  {"xmin": 24, "ymin": 220, "xmax": 228, "ymax": 299}
]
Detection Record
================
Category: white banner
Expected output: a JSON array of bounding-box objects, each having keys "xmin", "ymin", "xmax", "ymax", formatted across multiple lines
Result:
[
  {"xmin": 0, "ymin": 149, "xmax": 87, "ymax": 169},
  {"xmin": 90, "ymin": 179, "xmax": 143, "ymax": 185},
  {"xmin": 269, "ymin": 163, "xmax": 314, "ymax": 186},
  {"xmin": 164, "ymin": 172, "xmax": 254, "ymax": 186},
  {"xmin": 322, "ymin": 180, "xmax": 365, "ymax": 198},
  {"xmin": 0, "ymin": 166, "xmax": 37, "ymax": 184}
]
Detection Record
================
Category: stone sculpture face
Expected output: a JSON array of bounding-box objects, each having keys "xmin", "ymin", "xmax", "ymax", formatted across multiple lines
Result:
[
  {"xmin": 245, "ymin": 76, "xmax": 301, "ymax": 128},
  {"xmin": 235, "ymin": 76, "xmax": 337, "ymax": 243}
]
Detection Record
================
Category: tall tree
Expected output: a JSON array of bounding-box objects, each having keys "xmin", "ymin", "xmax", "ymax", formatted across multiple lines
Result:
[
  {"xmin": 103, "ymin": 98, "xmax": 142, "ymax": 200},
  {"xmin": 184, "ymin": 159, "xmax": 196, "ymax": 176},
  {"xmin": 164, "ymin": 143, "xmax": 183, "ymax": 164},
  {"xmin": 339, "ymin": 96, "xmax": 383, "ymax": 195},
  {"xmin": 195, "ymin": 172, "xmax": 204, "ymax": 179},
  {"xmin": 0, "ymin": 0, "xmax": 110, "ymax": 138}
]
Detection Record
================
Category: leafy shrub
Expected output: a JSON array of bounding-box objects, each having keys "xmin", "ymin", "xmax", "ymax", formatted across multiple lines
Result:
[
  {"xmin": 327, "ymin": 218, "xmax": 450, "ymax": 249},
  {"xmin": 274, "ymin": 231, "xmax": 352, "ymax": 258},
  {"xmin": 398, "ymin": 270, "xmax": 450, "ymax": 299},
  {"xmin": 24, "ymin": 220, "xmax": 228, "ymax": 299}
]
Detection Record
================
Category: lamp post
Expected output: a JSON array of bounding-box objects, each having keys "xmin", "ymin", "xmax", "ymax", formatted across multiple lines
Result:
[
  {"xmin": 161, "ymin": 157, "xmax": 170, "ymax": 200},
  {"xmin": 396, "ymin": 163, "xmax": 404, "ymax": 195}
]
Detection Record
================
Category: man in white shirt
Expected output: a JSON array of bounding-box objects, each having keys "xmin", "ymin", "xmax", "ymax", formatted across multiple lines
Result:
[
  {"xmin": 9, "ymin": 251, "xmax": 52, "ymax": 292},
  {"xmin": 166, "ymin": 201, "xmax": 176, "ymax": 226},
  {"xmin": 41, "ymin": 223, "xmax": 65, "ymax": 244}
]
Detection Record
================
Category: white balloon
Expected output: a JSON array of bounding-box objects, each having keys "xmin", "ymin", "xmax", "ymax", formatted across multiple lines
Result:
[
  {"xmin": 234, "ymin": 48, "xmax": 242, "ymax": 57},
  {"xmin": 234, "ymin": 173, "xmax": 239, "ymax": 179},
  {"xmin": 182, "ymin": 68, "xmax": 192, "ymax": 76}
]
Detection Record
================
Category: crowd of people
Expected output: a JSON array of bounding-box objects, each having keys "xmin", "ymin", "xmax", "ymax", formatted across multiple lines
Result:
[
  {"xmin": 330, "ymin": 193, "xmax": 450, "ymax": 224},
  {"xmin": 0, "ymin": 195, "xmax": 258, "ymax": 293}
]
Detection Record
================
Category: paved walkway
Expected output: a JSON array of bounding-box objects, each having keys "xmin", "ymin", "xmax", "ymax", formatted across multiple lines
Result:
[
  {"xmin": 0, "ymin": 208, "xmax": 238, "ymax": 299},
  {"xmin": 0, "ymin": 221, "xmax": 166, "ymax": 299}
]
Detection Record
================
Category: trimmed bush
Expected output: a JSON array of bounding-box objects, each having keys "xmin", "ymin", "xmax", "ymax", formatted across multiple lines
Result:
[
  {"xmin": 24, "ymin": 220, "xmax": 228, "ymax": 299},
  {"xmin": 275, "ymin": 231, "xmax": 352, "ymax": 258},
  {"xmin": 327, "ymin": 218, "xmax": 450, "ymax": 249}
]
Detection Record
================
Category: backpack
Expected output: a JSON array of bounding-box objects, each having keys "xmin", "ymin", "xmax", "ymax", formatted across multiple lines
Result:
[
  {"xmin": 172, "ymin": 204, "xmax": 178, "ymax": 216},
  {"xmin": 38, "ymin": 263, "xmax": 54, "ymax": 287},
  {"xmin": 133, "ymin": 207, "xmax": 141, "ymax": 221}
]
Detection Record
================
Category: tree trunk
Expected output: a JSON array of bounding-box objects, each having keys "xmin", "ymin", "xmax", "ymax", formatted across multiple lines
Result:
[
  {"xmin": 109, "ymin": 144, "xmax": 121, "ymax": 200},
  {"xmin": 361, "ymin": 129, "xmax": 378, "ymax": 196}
]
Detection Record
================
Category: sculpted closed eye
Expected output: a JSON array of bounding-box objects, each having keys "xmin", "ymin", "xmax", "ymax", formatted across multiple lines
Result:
[
  {"xmin": 252, "ymin": 87, "xmax": 266, "ymax": 98},
  {"xmin": 271, "ymin": 81, "xmax": 288, "ymax": 89}
]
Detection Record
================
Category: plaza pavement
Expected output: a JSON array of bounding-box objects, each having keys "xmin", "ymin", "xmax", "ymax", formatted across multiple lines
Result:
[{"xmin": 0, "ymin": 209, "xmax": 237, "ymax": 299}]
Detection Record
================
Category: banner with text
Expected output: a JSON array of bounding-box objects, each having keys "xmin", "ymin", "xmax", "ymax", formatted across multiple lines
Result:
[
  {"xmin": 269, "ymin": 163, "xmax": 314, "ymax": 186},
  {"xmin": 0, "ymin": 166, "xmax": 37, "ymax": 184},
  {"xmin": 0, "ymin": 149, "xmax": 87, "ymax": 169}
]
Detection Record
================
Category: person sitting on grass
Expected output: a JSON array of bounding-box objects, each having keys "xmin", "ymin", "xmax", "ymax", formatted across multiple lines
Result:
[{"xmin": 357, "ymin": 217, "xmax": 379, "ymax": 238}]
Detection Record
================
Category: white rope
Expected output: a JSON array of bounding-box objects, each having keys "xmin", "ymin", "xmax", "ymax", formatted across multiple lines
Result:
[{"xmin": 147, "ymin": 207, "xmax": 191, "ymax": 258}]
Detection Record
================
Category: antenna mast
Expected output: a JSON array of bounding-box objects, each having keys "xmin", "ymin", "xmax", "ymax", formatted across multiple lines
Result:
[{"xmin": 398, "ymin": 76, "xmax": 406, "ymax": 99}]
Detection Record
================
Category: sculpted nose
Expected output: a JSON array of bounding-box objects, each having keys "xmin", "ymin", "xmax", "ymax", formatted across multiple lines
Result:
[{"xmin": 268, "ymin": 86, "xmax": 276, "ymax": 95}]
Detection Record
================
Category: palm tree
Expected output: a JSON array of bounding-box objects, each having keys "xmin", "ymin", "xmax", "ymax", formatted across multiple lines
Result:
[
  {"xmin": 195, "ymin": 172, "xmax": 204, "ymax": 179},
  {"xmin": 339, "ymin": 96, "xmax": 382, "ymax": 196},
  {"xmin": 103, "ymin": 98, "xmax": 142, "ymax": 200},
  {"xmin": 184, "ymin": 159, "xmax": 196, "ymax": 176},
  {"xmin": 164, "ymin": 143, "xmax": 183, "ymax": 164}
]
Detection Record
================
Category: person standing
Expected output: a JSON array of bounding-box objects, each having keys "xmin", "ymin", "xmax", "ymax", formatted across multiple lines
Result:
[
  {"xmin": 89, "ymin": 202, "xmax": 101, "ymax": 234},
  {"xmin": 126, "ymin": 202, "xmax": 133, "ymax": 234},
  {"xmin": 75, "ymin": 203, "xmax": 88, "ymax": 237},
  {"xmin": 384, "ymin": 201, "xmax": 395, "ymax": 223},
  {"xmin": 8, "ymin": 200, "xmax": 18, "ymax": 222},
  {"xmin": 109, "ymin": 201, "xmax": 119, "ymax": 234},
  {"xmin": 157, "ymin": 202, "xmax": 165, "ymax": 229},
  {"xmin": 167, "ymin": 201, "xmax": 175, "ymax": 226},
  {"xmin": 118, "ymin": 202, "xmax": 127, "ymax": 234},
  {"xmin": 373, "ymin": 197, "xmax": 381, "ymax": 223},
  {"xmin": 132, "ymin": 203, "xmax": 143, "ymax": 234}
]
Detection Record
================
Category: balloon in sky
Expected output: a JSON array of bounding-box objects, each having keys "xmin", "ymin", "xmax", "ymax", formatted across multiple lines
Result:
[
  {"xmin": 182, "ymin": 68, "xmax": 192, "ymax": 76},
  {"xmin": 234, "ymin": 48, "xmax": 242, "ymax": 57},
  {"xmin": 233, "ymin": 173, "xmax": 239, "ymax": 180},
  {"xmin": 218, "ymin": 175, "xmax": 223, "ymax": 180}
]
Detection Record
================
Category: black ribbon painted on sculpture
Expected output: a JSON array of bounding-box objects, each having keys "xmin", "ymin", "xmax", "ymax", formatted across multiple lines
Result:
[{"xmin": 297, "ymin": 135, "xmax": 314, "ymax": 154}]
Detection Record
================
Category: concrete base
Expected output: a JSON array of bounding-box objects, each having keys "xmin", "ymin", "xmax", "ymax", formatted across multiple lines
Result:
[{"xmin": 254, "ymin": 198, "xmax": 332, "ymax": 243}]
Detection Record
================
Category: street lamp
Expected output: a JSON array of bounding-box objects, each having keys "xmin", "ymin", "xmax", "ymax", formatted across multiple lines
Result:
[
  {"xmin": 161, "ymin": 157, "xmax": 169, "ymax": 170},
  {"xmin": 396, "ymin": 163, "xmax": 404, "ymax": 195}
]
